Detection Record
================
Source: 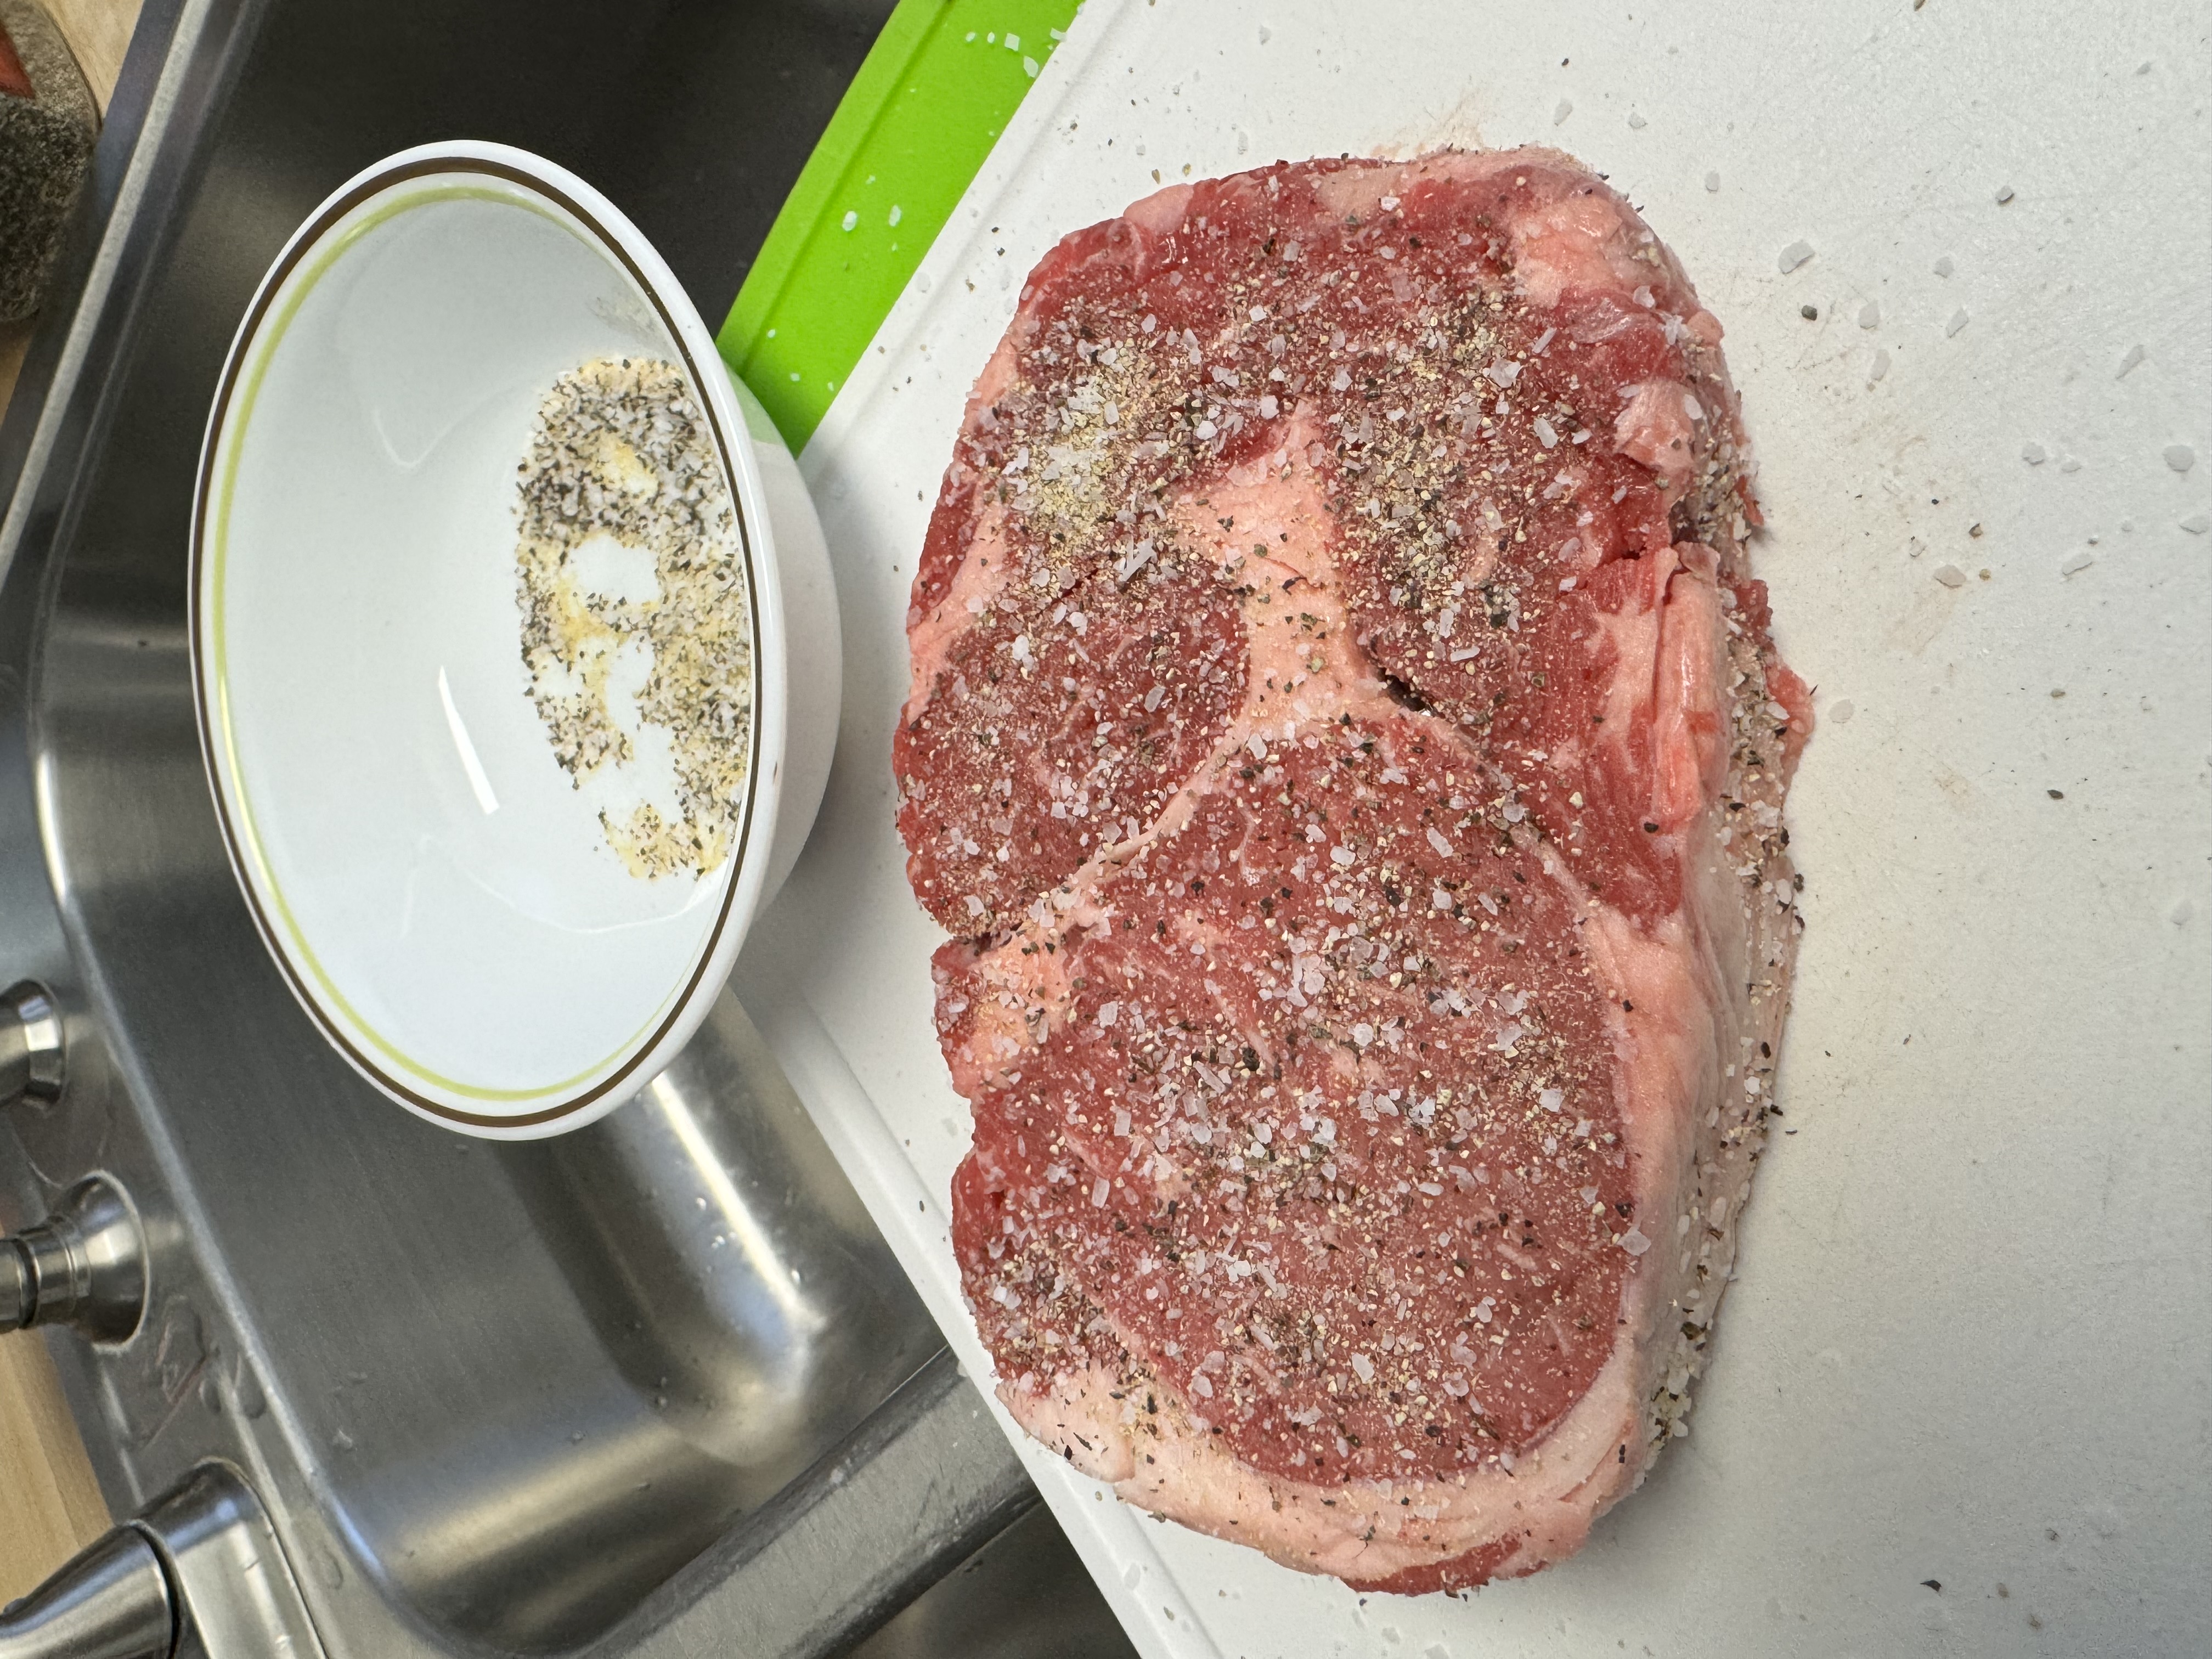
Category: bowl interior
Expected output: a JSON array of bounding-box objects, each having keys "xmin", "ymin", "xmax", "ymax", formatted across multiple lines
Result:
[{"xmin": 198, "ymin": 168, "xmax": 766, "ymax": 1129}]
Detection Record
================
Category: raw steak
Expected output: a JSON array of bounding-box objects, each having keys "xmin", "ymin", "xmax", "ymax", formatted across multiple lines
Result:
[{"xmin": 896, "ymin": 148, "xmax": 1808, "ymax": 1594}]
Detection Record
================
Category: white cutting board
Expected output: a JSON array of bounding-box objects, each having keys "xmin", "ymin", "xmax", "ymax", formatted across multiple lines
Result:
[{"xmin": 731, "ymin": 2, "xmax": 2212, "ymax": 1654}]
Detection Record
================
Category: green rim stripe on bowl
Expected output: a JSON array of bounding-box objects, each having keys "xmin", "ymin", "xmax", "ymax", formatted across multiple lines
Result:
[
  {"xmin": 716, "ymin": 0, "xmax": 1082, "ymax": 453},
  {"xmin": 210, "ymin": 184, "xmax": 689, "ymax": 1103}
]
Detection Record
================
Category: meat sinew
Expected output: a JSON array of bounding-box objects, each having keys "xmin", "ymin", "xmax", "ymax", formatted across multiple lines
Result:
[{"xmin": 896, "ymin": 149, "xmax": 1809, "ymax": 1594}]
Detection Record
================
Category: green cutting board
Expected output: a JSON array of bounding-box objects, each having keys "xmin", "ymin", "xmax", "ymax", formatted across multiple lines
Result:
[{"xmin": 718, "ymin": 0, "xmax": 1084, "ymax": 453}]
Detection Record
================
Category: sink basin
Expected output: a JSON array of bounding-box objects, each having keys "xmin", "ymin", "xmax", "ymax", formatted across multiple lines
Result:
[{"xmin": 0, "ymin": 1, "xmax": 1135, "ymax": 1653}]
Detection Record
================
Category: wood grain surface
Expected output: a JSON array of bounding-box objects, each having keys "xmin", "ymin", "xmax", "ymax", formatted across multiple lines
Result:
[
  {"xmin": 0, "ymin": 1335, "xmax": 110, "ymax": 1598},
  {"xmin": 2, "ymin": 0, "xmax": 140, "ymax": 1602},
  {"xmin": 40, "ymin": 0, "xmax": 135, "ymax": 101}
]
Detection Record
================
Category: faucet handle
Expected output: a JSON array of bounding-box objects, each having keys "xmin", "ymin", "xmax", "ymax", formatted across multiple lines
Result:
[
  {"xmin": 0, "ymin": 1464, "xmax": 324, "ymax": 1659},
  {"xmin": 0, "ymin": 1525, "xmax": 173, "ymax": 1659},
  {"xmin": 1, "ymin": 1236, "xmax": 29, "ymax": 1334},
  {"xmin": 0, "ymin": 1177, "xmax": 144, "ymax": 1344},
  {"xmin": 1, "ymin": 981, "xmax": 64, "ymax": 1110}
]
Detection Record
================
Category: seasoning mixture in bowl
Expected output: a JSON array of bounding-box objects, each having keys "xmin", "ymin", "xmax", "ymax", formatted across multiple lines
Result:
[
  {"xmin": 192, "ymin": 142, "xmax": 837, "ymax": 1137},
  {"xmin": 515, "ymin": 357, "xmax": 754, "ymax": 881}
]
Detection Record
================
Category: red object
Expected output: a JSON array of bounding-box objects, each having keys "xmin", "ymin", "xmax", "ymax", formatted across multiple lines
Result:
[
  {"xmin": 0, "ymin": 21, "xmax": 35, "ymax": 101},
  {"xmin": 900, "ymin": 149, "xmax": 1808, "ymax": 1592}
]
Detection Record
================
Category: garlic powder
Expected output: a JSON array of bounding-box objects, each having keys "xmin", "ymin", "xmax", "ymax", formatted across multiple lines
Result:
[{"xmin": 514, "ymin": 357, "xmax": 752, "ymax": 879}]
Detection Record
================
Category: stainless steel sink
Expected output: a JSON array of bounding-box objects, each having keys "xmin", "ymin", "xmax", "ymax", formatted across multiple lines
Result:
[{"xmin": 0, "ymin": 2, "xmax": 1135, "ymax": 1654}]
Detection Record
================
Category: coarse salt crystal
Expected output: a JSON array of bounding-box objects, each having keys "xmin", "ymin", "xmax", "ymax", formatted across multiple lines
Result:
[
  {"xmin": 2164, "ymin": 444, "xmax": 2197, "ymax": 473},
  {"xmin": 2060, "ymin": 551, "xmax": 2094, "ymax": 577},
  {"xmin": 1946, "ymin": 309, "xmax": 1970, "ymax": 337},
  {"xmin": 1777, "ymin": 240, "xmax": 1814, "ymax": 274},
  {"xmin": 2022, "ymin": 442, "xmax": 2047, "ymax": 465},
  {"xmin": 1620, "ymin": 1228, "xmax": 1652, "ymax": 1257},
  {"xmin": 1933, "ymin": 564, "xmax": 1967, "ymax": 588},
  {"xmin": 1350, "ymin": 1352, "xmax": 1376, "ymax": 1382}
]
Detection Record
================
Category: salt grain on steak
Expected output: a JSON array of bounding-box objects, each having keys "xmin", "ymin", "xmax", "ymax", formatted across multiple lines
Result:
[{"xmin": 898, "ymin": 148, "xmax": 1810, "ymax": 1594}]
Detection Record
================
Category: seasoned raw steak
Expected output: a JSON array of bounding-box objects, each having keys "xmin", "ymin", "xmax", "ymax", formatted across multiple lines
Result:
[{"xmin": 897, "ymin": 149, "xmax": 1808, "ymax": 1593}]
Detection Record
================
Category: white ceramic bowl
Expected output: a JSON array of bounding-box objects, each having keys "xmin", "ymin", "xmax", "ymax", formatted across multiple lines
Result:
[{"xmin": 190, "ymin": 142, "xmax": 839, "ymax": 1138}]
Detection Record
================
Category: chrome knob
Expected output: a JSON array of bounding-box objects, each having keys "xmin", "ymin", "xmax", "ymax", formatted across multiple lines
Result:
[
  {"xmin": 0, "ymin": 1177, "xmax": 145, "ymax": 1343},
  {"xmin": 1, "ymin": 981, "xmax": 64, "ymax": 1109},
  {"xmin": 0, "ymin": 1238, "xmax": 28, "ymax": 1335},
  {"xmin": 0, "ymin": 1464, "xmax": 321, "ymax": 1659},
  {"xmin": 0, "ymin": 1526, "xmax": 173, "ymax": 1659}
]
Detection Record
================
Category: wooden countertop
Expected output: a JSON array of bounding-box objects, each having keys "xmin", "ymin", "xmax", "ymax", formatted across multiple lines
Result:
[
  {"xmin": 2, "ymin": 0, "xmax": 141, "ymax": 1602},
  {"xmin": 0, "ymin": 1336, "xmax": 109, "ymax": 1598}
]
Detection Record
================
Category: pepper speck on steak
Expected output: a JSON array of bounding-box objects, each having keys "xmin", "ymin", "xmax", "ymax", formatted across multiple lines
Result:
[{"xmin": 897, "ymin": 148, "xmax": 1809, "ymax": 1594}]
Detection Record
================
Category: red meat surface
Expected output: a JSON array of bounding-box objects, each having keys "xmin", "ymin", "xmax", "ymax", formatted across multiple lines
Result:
[{"xmin": 897, "ymin": 149, "xmax": 1808, "ymax": 1593}]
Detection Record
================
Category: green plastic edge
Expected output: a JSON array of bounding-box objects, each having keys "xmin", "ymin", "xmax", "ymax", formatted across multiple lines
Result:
[{"xmin": 716, "ymin": 0, "xmax": 1083, "ymax": 453}]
